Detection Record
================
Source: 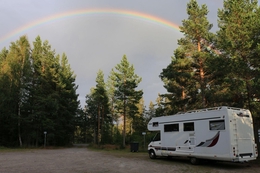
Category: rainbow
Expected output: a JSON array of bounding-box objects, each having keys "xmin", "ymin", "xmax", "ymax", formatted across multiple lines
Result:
[{"xmin": 0, "ymin": 8, "xmax": 181, "ymax": 44}]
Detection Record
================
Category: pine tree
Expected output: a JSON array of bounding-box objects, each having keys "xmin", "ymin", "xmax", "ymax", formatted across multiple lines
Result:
[
  {"xmin": 85, "ymin": 88, "xmax": 98, "ymax": 144},
  {"xmin": 112, "ymin": 55, "xmax": 143, "ymax": 147},
  {"xmin": 106, "ymin": 70, "xmax": 121, "ymax": 144},
  {"xmin": 132, "ymin": 97, "xmax": 146, "ymax": 134},
  {"xmin": 31, "ymin": 36, "xmax": 58, "ymax": 146},
  {"xmin": 216, "ymin": 0, "xmax": 260, "ymax": 149},
  {"xmin": 179, "ymin": 0, "xmax": 214, "ymax": 108},
  {"xmin": 55, "ymin": 53, "xmax": 79, "ymax": 145},
  {"xmin": 0, "ymin": 36, "xmax": 32, "ymax": 147},
  {"xmin": 146, "ymin": 101, "xmax": 156, "ymax": 119},
  {"xmin": 160, "ymin": 0, "xmax": 214, "ymax": 110},
  {"xmin": 154, "ymin": 94, "xmax": 170, "ymax": 116},
  {"xmin": 160, "ymin": 49, "xmax": 194, "ymax": 112},
  {"xmin": 84, "ymin": 70, "xmax": 111, "ymax": 145},
  {"xmin": 7, "ymin": 36, "xmax": 31, "ymax": 147},
  {"xmin": 217, "ymin": 0, "xmax": 259, "ymax": 110},
  {"xmin": 93, "ymin": 70, "xmax": 110, "ymax": 144}
]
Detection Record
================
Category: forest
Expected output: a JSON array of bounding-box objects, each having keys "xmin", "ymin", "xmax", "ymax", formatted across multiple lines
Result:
[{"xmin": 1, "ymin": 0, "xmax": 260, "ymax": 148}]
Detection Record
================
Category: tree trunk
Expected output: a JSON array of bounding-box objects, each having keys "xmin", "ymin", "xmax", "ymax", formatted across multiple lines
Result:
[
  {"xmin": 246, "ymin": 79, "xmax": 252, "ymax": 111},
  {"xmin": 97, "ymin": 105, "xmax": 100, "ymax": 145},
  {"xmin": 198, "ymin": 40, "xmax": 206, "ymax": 107},
  {"xmin": 123, "ymin": 99, "xmax": 126, "ymax": 148},
  {"xmin": 101, "ymin": 106, "xmax": 104, "ymax": 143},
  {"xmin": 181, "ymin": 86, "xmax": 186, "ymax": 112},
  {"xmin": 18, "ymin": 103, "xmax": 22, "ymax": 147}
]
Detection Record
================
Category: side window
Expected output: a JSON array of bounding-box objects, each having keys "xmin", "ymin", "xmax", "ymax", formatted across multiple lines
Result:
[
  {"xmin": 184, "ymin": 122, "xmax": 194, "ymax": 131},
  {"xmin": 209, "ymin": 120, "xmax": 225, "ymax": 130},
  {"xmin": 237, "ymin": 112, "xmax": 249, "ymax": 118},
  {"xmin": 164, "ymin": 124, "xmax": 179, "ymax": 132}
]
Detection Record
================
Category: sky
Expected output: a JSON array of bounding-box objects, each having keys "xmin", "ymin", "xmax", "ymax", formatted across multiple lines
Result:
[{"xmin": 0, "ymin": 0, "xmax": 223, "ymax": 108}]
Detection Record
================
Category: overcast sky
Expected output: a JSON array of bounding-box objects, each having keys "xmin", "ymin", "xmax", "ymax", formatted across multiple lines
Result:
[{"xmin": 0, "ymin": 0, "xmax": 224, "ymax": 108}]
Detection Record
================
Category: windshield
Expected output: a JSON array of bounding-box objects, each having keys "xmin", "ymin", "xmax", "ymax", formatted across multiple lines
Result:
[{"xmin": 152, "ymin": 132, "xmax": 161, "ymax": 141}]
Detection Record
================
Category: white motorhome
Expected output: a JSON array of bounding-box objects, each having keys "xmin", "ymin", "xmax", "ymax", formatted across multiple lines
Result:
[{"xmin": 147, "ymin": 106, "xmax": 258, "ymax": 164}]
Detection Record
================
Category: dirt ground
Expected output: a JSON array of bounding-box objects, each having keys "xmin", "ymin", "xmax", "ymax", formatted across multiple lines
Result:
[{"xmin": 0, "ymin": 147, "xmax": 259, "ymax": 173}]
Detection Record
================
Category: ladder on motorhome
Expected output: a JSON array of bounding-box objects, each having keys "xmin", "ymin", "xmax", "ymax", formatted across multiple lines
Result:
[{"xmin": 232, "ymin": 115, "xmax": 239, "ymax": 157}]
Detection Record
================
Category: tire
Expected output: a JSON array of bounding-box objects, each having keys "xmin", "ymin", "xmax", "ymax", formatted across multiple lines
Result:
[
  {"xmin": 149, "ymin": 150, "xmax": 156, "ymax": 159},
  {"xmin": 190, "ymin": 157, "xmax": 200, "ymax": 165}
]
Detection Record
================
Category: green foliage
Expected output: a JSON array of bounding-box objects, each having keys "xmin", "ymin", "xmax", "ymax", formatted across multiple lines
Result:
[
  {"xmin": 0, "ymin": 36, "xmax": 79, "ymax": 147},
  {"xmin": 159, "ymin": 0, "xmax": 260, "ymax": 125},
  {"xmin": 112, "ymin": 55, "xmax": 143, "ymax": 147},
  {"xmin": 82, "ymin": 55, "xmax": 144, "ymax": 147},
  {"xmin": 83, "ymin": 70, "xmax": 111, "ymax": 145},
  {"xmin": 216, "ymin": 0, "xmax": 260, "ymax": 110},
  {"xmin": 160, "ymin": 0, "xmax": 215, "ymax": 112}
]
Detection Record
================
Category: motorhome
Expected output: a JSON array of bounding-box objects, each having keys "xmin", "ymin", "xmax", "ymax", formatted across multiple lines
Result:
[{"xmin": 147, "ymin": 106, "xmax": 258, "ymax": 164}]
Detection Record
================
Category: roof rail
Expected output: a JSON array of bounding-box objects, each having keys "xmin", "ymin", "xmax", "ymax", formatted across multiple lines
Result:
[
  {"xmin": 226, "ymin": 106, "xmax": 247, "ymax": 111},
  {"xmin": 178, "ymin": 106, "xmax": 223, "ymax": 115},
  {"xmin": 176, "ymin": 106, "xmax": 248, "ymax": 116}
]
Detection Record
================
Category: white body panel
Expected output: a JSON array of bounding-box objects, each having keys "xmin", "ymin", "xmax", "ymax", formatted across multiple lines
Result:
[{"xmin": 147, "ymin": 106, "xmax": 258, "ymax": 162}]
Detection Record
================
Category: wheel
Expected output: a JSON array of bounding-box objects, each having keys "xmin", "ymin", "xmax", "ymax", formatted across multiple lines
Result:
[
  {"xmin": 149, "ymin": 150, "xmax": 156, "ymax": 159},
  {"xmin": 190, "ymin": 157, "xmax": 200, "ymax": 165}
]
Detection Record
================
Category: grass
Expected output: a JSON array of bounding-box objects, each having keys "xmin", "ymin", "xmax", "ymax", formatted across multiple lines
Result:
[
  {"xmin": 0, "ymin": 146, "xmax": 33, "ymax": 152},
  {"xmin": 0, "ymin": 145, "xmax": 66, "ymax": 153},
  {"xmin": 0, "ymin": 146, "xmax": 7, "ymax": 149}
]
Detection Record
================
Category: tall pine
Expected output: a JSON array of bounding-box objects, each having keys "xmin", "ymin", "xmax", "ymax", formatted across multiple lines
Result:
[
  {"xmin": 217, "ymin": 0, "xmax": 260, "ymax": 110},
  {"xmin": 93, "ymin": 70, "xmax": 110, "ymax": 144},
  {"xmin": 160, "ymin": 0, "xmax": 214, "ymax": 111},
  {"xmin": 112, "ymin": 55, "xmax": 143, "ymax": 147}
]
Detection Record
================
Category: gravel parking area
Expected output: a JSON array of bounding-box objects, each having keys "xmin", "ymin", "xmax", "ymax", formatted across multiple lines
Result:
[{"xmin": 0, "ymin": 148, "xmax": 259, "ymax": 173}]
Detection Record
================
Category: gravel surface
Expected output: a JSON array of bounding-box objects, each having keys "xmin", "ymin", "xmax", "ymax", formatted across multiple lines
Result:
[{"xmin": 0, "ymin": 148, "xmax": 259, "ymax": 173}]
